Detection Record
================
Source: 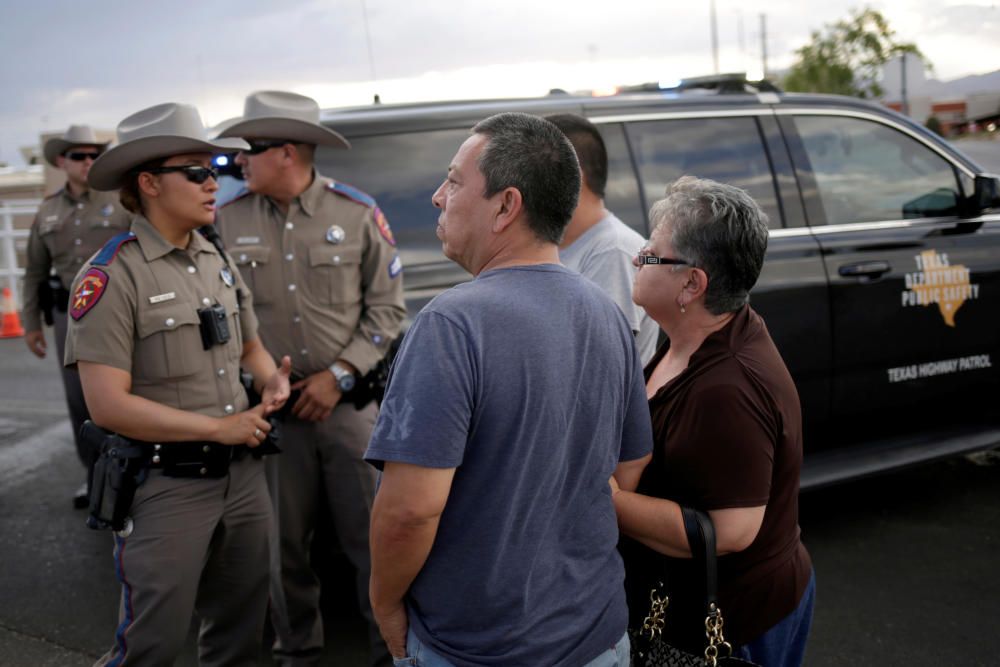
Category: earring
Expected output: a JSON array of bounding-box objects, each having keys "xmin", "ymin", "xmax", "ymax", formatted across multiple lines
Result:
[{"xmin": 680, "ymin": 304, "xmax": 686, "ymax": 314}]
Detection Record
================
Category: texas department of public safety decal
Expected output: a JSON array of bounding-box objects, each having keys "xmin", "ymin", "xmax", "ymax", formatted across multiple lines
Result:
[
  {"xmin": 70, "ymin": 268, "xmax": 110, "ymax": 320},
  {"xmin": 374, "ymin": 207, "xmax": 395, "ymax": 246},
  {"xmin": 900, "ymin": 250, "xmax": 980, "ymax": 327}
]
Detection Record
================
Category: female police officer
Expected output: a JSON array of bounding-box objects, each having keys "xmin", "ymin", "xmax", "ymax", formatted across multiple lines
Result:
[{"xmin": 64, "ymin": 102, "xmax": 292, "ymax": 666}]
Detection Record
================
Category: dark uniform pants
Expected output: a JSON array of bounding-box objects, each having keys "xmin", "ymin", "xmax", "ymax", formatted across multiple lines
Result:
[
  {"xmin": 268, "ymin": 401, "xmax": 389, "ymax": 666},
  {"xmin": 54, "ymin": 308, "xmax": 94, "ymax": 471},
  {"xmin": 95, "ymin": 456, "xmax": 271, "ymax": 667}
]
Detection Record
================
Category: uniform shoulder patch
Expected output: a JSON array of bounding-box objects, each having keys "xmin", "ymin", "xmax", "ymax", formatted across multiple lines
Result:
[
  {"xmin": 70, "ymin": 268, "xmax": 110, "ymax": 320},
  {"xmin": 92, "ymin": 231, "xmax": 137, "ymax": 266},
  {"xmin": 326, "ymin": 181, "xmax": 376, "ymax": 208},
  {"xmin": 373, "ymin": 207, "xmax": 395, "ymax": 246},
  {"xmin": 388, "ymin": 253, "xmax": 403, "ymax": 279}
]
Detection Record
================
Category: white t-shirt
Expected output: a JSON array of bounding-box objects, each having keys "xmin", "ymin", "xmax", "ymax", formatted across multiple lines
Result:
[{"xmin": 560, "ymin": 211, "xmax": 659, "ymax": 364}]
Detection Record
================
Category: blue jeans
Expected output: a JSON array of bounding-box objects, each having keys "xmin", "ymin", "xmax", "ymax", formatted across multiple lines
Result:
[
  {"xmin": 391, "ymin": 627, "xmax": 630, "ymax": 667},
  {"xmin": 735, "ymin": 571, "xmax": 816, "ymax": 667}
]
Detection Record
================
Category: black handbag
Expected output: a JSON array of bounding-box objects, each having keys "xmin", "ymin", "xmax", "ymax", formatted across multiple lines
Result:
[{"xmin": 628, "ymin": 507, "xmax": 760, "ymax": 667}]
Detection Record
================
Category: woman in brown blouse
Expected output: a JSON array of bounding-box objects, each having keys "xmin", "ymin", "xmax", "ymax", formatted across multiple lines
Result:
[{"xmin": 613, "ymin": 176, "xmax": 814, "ymax": 666}]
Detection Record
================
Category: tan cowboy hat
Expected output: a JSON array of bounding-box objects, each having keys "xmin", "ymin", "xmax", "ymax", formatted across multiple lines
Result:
[
  {"xmin": 88, "ymin": 103, "xmax": 249, "ymax": 191},
  {"xmin": 42, "ymin": 125, "xmax": 111, "ymax": 167},
  {"xmin": 216, "ymin": 91, "xmax": 350, "ymax": 149}
]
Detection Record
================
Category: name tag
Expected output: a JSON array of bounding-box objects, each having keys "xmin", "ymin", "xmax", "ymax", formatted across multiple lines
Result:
[
  {"xmin": 45, "ymin": 215, "xmax": 59, "ymax": 222},
  {"xmin": 236, "ymin": 236, "xmax": 260, "ymax": 245},
  {"xmin": 149, "ymin": 292, "xmax": 176, "ymax": 304}
]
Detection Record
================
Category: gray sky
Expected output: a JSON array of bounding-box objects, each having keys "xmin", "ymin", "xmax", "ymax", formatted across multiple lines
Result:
[{"xmin": 1, "ymin": 0, "xmax": 998, "ymax": 166}]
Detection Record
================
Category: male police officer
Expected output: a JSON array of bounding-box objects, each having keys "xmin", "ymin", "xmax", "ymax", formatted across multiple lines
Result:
[
  {"xmin": 216, "ymin": 91, "xmax": 405, "ymax": 667},
  {"xmin": 22, "ymin": 125, "xmax": 132, "ymax": 507}
]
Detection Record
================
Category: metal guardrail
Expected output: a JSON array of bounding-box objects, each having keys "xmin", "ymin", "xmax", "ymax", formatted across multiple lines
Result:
[{"xmin": 0, "ymin": 199, "xmax": 41, "ymax": 310}]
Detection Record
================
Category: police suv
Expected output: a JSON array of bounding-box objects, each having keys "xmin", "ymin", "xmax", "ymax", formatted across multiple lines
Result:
[{"xmin": 230, "ymin": 77, "xmax": 1000, "ymax": 488}]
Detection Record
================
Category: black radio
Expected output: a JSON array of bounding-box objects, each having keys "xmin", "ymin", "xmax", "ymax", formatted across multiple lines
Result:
[{"xmin": 198, "ymin": 303, "xmax": 230, "ymax": 350}]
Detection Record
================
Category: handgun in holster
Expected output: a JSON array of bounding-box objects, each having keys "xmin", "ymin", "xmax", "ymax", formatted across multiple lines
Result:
[
  {"xmin": 38, "ymin": 276, "xmax": 69, "ymax": 326},
  {"xmin": 81, "ymin": 421, "xmax": 148, "ymax": 532},
  {"xmin": 347, "ymin": 334, "xmax": 402, "ymax": 409},
  {"xmin": 240, "ymin": 371, "xmax": 283, "ymax": 457}
]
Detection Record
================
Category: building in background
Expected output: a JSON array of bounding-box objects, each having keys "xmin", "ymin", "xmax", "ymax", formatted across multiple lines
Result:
[{"xmin": 881, "ymin": 54, "xmax": 1000, "ymax": 136}]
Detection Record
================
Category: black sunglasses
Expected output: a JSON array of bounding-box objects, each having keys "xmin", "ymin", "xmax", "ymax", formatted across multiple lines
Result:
[
  {"xmin": 635, "ymin": 250, "xmax": 690, "ymax": 266},
  {"xmin": 243, "ymin": 139, "xmax": 297, "ymax": 155},
  {"xmin": 65, "ymin": 151, "xmax": 101, "ymax": 162},
  {"xmin": 144, "ymin": 165, "xmax": 219, "ymax": 184}
]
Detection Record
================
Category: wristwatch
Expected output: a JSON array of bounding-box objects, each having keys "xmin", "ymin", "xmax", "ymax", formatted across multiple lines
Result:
[{"xmin": 329, "ymin": 362, "xmax": 356, "ymax": 393}]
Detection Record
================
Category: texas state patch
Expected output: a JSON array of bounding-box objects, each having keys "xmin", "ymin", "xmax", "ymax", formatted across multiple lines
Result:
[
  {"xmin": 374, "ymin": 207, "xmax": 395, "ymax": 246},
  {"xmin": 388, "ymin": 254, "xmax": 403, "ymax": 279},
  {"xmin": 70, "ymin": 268, "xmax": 110, "ymax": 320}
]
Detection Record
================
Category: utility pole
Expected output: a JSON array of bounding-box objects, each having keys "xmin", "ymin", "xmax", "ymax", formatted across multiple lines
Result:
[
  {"xmin": 710, "ymin": 0, "xmax": 720, "ymax": 74},
  {"xmin": 900, "ymin": 52, "xmax": 910, "ymax": 116},
  {"xmin": 360, "ymin": 0, "xmax": 379, "ymax": 102},
  {"xmin": 760, "ymin": 13, "xmax": 768, "ymax": 80}
]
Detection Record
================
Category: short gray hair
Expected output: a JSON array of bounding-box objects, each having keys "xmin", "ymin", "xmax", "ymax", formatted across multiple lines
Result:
[{"xmin": 649, "ymin": 176, "xmax": 769, "ymax": 315}]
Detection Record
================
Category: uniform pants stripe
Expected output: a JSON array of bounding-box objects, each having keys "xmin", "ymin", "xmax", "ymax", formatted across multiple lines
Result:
[{"xmin": 108, "ymin": 534, "xmax": 133, "ymax": 667}]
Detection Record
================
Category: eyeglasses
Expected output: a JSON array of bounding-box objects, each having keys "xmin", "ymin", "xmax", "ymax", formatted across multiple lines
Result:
[
  {"xmin": 243, "ymin": 139, "xmax": 296, "ymax": 155},
  {"xmin": 635, "ymin": 248, "xmax": 691, "ymax": 266},
  {"xmin": 65, "ymin": 151, "xmax": 101, "ymax": 162},
  {"xmin": 144, "ymin": 165, "xmax": 219, "ymax": 184}
]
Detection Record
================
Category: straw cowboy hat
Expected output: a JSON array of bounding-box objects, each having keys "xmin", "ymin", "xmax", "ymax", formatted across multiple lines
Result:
[
  {"xmin": 88, "ymin": 103, "xmax": 249, "ymax": 191},
  {"xmin": 216, "ymin": 90, "xmax": 350, "ymax": 149},
  {"xmin": 43, "ymin": 125, "xmax": 111, "ymax": 167}
]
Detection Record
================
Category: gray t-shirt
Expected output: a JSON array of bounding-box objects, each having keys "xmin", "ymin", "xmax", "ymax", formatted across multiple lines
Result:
[
  {"xmin": 560, "ymin": 212, "xmax": 659, "ymax": 364},
  {"xmin": 366, "ymin": 264, "xmax": 652, "ymax": 667}
]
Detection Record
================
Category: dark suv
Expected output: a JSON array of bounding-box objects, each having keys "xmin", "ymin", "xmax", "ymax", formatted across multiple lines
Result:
[{"xmin": 237, "ymin": 81, "xmax": 1000, "ymax": 488}]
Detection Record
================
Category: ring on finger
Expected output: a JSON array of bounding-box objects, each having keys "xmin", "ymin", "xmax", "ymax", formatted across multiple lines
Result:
[{"xmin": 254, "ymin": 428, "xmax": 262, "ymax": 438}]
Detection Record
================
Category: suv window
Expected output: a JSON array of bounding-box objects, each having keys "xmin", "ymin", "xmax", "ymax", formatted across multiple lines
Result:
[
  {"xmin": 627, "ymin": 116, "xmax": 782, "ymax": 228},
  {"xmin": 795, "ymin": 115, "xmax": 960, "ymax": 225},
  {"xmin": 597, "ymin": 123, "xmax": 646, "ymax": 236},
  {"xmin": 316, "ymin": 128, "xmax": 471, "ymax": 254}
]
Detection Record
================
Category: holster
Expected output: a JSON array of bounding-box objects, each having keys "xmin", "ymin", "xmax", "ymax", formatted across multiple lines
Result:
[
  {"xmin": 344, "ymin": 335, "xmax": 403, "ymax": 410},
  {"xmin": 82, "ymin": 421, "xmax": 147, "ymax": 532},
  {"xmin": 37, "ymin": 277, "xmax": 69, "ymax": 327},
  {"xmin": 50, "ymin": 277, "xmax": 70, "ymax": 313},
  {"xmin": 240, "ymin": 370, "xmax": 283, "ymax": 457}
]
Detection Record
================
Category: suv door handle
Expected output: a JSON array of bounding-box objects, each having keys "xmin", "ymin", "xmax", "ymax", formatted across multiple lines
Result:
[{"xmin": 838, "ymin": 260, "xmax": 891, "ymax": 280}]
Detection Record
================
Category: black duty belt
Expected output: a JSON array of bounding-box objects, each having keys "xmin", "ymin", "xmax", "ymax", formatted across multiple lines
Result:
[{"xmin": 137, "ymin": 440, "xmax": 250, "ymax": 478}]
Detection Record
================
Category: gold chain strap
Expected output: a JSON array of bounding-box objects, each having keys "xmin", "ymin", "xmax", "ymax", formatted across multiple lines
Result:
[
  {"xmin": 703, "ymin": 602, "xmax": 734, "ymax": 666},
  {"xmin": 640, "ymin": 584, "xmax": 670, "ymax": 639}
]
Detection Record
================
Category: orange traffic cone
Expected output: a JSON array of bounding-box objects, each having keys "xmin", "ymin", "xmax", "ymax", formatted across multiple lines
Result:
[{"xmin": 1, "ymin": 286, "xmax": 25, "ymax": 338}]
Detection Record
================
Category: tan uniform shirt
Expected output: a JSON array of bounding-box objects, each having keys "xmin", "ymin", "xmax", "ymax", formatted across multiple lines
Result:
[
  {"xmin": 216, "ymin": 172, "xmax": 405, "ymax": 376},
  {"xmin": 64, "ymin": 216, "xmax": 258, "ymax": 417},
  {"xmin": 22, "ymin": 187, "xmax": 132, "ymax": 331}
]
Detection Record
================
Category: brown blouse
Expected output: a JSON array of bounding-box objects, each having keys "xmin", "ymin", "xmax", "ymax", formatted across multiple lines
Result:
[{"xmin": 622, "ymin": 305, "xmax": 812, "ymax": 648}]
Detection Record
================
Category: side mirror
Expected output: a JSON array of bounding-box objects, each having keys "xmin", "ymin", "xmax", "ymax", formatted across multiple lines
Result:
[{"xmin": 970, "ymin": 174, "xmax": 1000, "ymax": 215}]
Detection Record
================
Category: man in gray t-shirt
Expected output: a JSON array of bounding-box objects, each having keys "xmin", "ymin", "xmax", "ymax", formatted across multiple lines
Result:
[
  {"xmin": 365, "ymin": 113, "xmax": 652, "ymax": 667},
  {"xmin": 548, "ymin": 114, "xmax": 659, "ymax": 364}
]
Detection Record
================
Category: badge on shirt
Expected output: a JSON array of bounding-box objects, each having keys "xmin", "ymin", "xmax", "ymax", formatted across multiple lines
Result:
[
  {"xmin": 325, "ymin": 225, "xmax": 346, "ymax": 244},
  {"xmin": 101, "ymin": 204, "xmax": 114, "ymax": 217},
  {"xmin": 236, "ymin": 236, "xmax": 260, "ymax": 245},
  {"xmin": 70, "ymin": 268, "xmax": 109, "ymax": 320},
  {"xmin": 374, "ymin": 207, "xmax": 395, "ymax": 246},
  {"xmin": 220, "ymin": 266, "xmax": 235, "ymax": 287},
  {"xmin": 45, "ymin": 215, "xmax": 59, "ymax": 222},
  {"xmin": 388, "ymin": 254, "xmax": 403, "ymax": 279}
]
